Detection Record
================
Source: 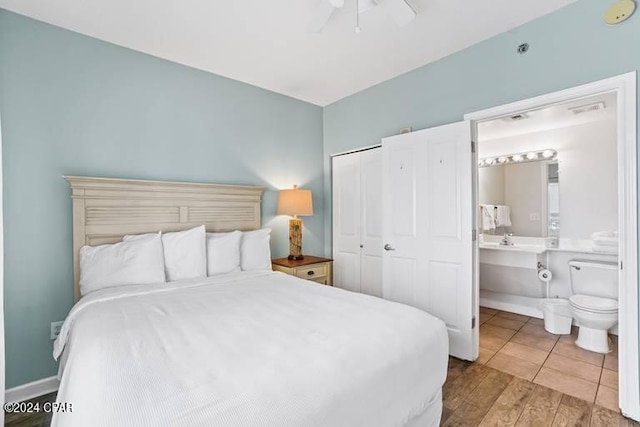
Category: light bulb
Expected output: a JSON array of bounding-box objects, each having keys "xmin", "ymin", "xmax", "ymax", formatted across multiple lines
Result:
[
  {"xmin": 512, "ymin": 154, "xmax": 523, "ymax": 162},
  {"xmin": 485, "ymin": 158, "xmax": 495, "ymax": 165},
  {"xmin": 542, "ymin": 150, "xmax": 555, "ymax": 158},
  {"xmin": 497, "ymin": 157, "xmax": 508, "ymax": 164}
]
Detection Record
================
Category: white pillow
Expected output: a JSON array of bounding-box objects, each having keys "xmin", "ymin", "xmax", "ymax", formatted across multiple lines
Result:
[
  {"xmin": 160, "ymin": 225, "xmax": 207, "ymax": 282},
  {"xmin": 240, "ymin": 229, "xmax": 272, "ymax": 271},
  {"xmin": 206, "ymin": 231, "xmax": 242, "ymax": 276},
  {"xmin": 79, "ymin": 233, "xmax": 165, "ymax": 296}
]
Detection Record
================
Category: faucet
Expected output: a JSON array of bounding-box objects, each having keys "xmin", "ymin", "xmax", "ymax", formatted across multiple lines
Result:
[{"xmin": 500, "ymin": 233, "xmax": 514, "ymax": 246}]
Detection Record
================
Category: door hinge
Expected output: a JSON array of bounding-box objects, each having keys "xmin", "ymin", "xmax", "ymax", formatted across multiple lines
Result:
[
  {"xmin": 472, "ymin": 229, "xmax": 477, "ymax": 241},
  {"xmin": 472, "ymin": 316, "xmax": 476, "ymax": 329},
  {"xmin": 620, "ymin": 261, "xmax": 623, "ymax": 270},
  {"xmin": 471, "ymin": 140, "xmax": 476, "ymax": 153}
]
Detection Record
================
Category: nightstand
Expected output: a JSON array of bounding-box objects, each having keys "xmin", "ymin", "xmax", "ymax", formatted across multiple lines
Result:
[{"xmin": 271, "ymin": 256, "xmax": 333, "ymax": 286}]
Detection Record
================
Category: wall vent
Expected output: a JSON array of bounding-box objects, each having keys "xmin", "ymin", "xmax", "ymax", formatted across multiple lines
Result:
[
  {"xmin": 568, "ymin": 102, "xmax": 606, "ymax": 115},
  {"xmin": 505, "ymin": 113, "xmax": 528, "ymax": 121}
]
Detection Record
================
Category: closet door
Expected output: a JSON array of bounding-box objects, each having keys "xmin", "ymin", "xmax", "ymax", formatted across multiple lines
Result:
[
  {"xmin": 332, "ymin": 154, "xmax": 362, "ymax": 292},
  {"xmin": 359, "ymin": 149, "xmax": 383, "ymax": 297}
]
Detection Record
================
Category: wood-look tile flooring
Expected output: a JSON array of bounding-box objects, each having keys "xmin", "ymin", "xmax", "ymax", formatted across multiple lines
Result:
[
  {"xmin": 442, "ymin": 356, "xmax": 638, "ymax": 426},
  {"xmin": 4, "ymin": 392, "xmax": 56, "ymax": 427},
  {"xmin": 478, "ymin": 307, "xmax": 618, "ymax": 410},
  {"xmin": 439, "ymin": 306, "xmax": 638, "ymax": 426},
  {"xmin": 5, "ymin": 381, "xmax": 638, "ymax": 427}
]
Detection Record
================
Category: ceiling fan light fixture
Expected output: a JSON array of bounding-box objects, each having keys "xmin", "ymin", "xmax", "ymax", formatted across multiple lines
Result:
[
  {"xmin": 309, "ymin": 0, "xmax": 416, "ymax": 33},
  {"xmin": 381, "ymin": 0, "xmax": 417, "ymax": 27}
]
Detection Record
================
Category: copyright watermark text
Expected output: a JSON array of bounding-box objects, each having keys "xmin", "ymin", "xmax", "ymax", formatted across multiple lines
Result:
[{"xmin": 4, "ymin": 401, "xmax": 73, "ymax": 413}]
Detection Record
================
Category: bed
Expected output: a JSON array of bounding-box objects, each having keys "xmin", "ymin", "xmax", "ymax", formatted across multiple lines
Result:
[{"xmin": 53, "ymin": 176, "xmax": 449, "ymax": 427}]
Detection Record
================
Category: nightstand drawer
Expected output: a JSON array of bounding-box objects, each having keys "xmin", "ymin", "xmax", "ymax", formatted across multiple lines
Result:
[
  {"xmin": 271, "ymin": 256, "xmax": 333, "ymax": 286},
  {"xmin": 294, "ymin": 264, "xmax": 328, "ymax": 280}
]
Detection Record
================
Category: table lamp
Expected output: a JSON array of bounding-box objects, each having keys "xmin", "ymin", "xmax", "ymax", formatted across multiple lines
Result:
[{"xmin": 277, "ymin": 185, "xmax": 314, "ymax": 260}]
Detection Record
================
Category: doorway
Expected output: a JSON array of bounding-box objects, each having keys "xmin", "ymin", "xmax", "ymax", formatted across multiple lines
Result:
[{"xmin": 465, "ymin": 72, "xmax": 638, "ymax": 420}]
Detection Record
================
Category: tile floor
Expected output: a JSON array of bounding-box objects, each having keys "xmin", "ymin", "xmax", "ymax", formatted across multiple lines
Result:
[{"xmin": 479, "ymin": 306, "xmax": 619, "ymax": 412}]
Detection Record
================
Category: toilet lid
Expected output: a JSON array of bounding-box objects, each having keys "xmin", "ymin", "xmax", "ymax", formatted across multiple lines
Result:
[{"xmin": 569, "ymin": 294, "xmax": 618, "ymax": 312}]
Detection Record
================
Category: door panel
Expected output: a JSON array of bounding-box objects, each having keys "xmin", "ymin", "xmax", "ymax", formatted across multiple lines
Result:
[
  {"xmin": 389, "ymin": 257, "xmax": 416, "ymax": 305},
  {"xmin": 427, "ymin": 261, "xmax": 461, "ymax": 327},
  {"xmin": 332, "ymin": 154, "xmax": 361, "ymax": 292},
  {"xmin": 382, "ymin": 141, "xmax": 419, "ymax": 305},
  {"xmin": 390, "ymin": 148, "xmax": 416, "ymax": 237},
  {"xmin": 429, "ymin": 140, "xmax": 461, "ymax": 239},
  {"xmin": 382, "ymin": 121, "xmax": 477, "ymax": 361},
  {"xmin": 360, "ymin": 149, "xmax": 383, "ymax": 297},
  {"xmin": 361, "ymin": 255, "xmax": 382, "ymax": 297}
]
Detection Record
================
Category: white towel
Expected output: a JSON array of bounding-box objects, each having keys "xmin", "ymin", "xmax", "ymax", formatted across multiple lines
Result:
[
  {"xmin": 591, "ymin": 231, "xmax": 619, "ymax": 254},
  {"xmin": 495, "ymin": 205, "xmax": 512, "ymax": 227},
  {"xmin": 481, "ymin": 205, "xmax": 496, "ymax": 231}
]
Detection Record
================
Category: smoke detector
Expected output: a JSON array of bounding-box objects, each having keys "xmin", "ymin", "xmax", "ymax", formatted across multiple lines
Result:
[{"xmin": 568, "ymin": 102, "xmax": 606, "ymax": 115}]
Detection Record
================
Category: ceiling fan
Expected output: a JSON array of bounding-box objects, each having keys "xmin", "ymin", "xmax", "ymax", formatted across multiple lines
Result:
[{"xmin": 308, "ymin": 0, "xmax": 417, "ymax": 33}]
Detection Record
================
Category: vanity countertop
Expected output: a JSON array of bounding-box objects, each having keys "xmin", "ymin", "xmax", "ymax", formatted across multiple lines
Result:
[
  {"xmin": 479, "ymin": 242, "xmax": 547, "ymax": 254},
  {"xmin": 479, "ymin": 237, "xmax": 618, "ymax": 257}
]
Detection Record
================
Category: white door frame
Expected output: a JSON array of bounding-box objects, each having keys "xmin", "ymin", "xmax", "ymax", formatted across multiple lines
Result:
[
  {"xmin": 464, "ymin": 72, "xmax": 638, "ymax": 420},
  {"xmin": 0, "ymin": 115, "xmax": 5, "ymax": 423}
]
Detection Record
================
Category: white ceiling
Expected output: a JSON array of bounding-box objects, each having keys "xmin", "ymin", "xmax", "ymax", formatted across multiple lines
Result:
[
  {"xmin": 478, "ymin": 92, "xmax": 617, "ymax": 141},
  {"xmin": 0, "ymin": 0, "xmax": 575, "ymax": 106}
]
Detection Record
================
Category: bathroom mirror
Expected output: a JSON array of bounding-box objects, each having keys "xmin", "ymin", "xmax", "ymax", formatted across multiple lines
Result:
[{"xmin": 479, "ymin": 150, "xmax": 560, "ymax": 238}]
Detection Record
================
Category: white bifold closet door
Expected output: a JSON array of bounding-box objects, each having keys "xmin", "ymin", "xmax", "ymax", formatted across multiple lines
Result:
[
  {"xmin": 382, "ymin": 121, "xmax": 477, "ymax": 361},
  {"xmin": 332, "ymin": 148, "xmax": 383, "ymax": 296}
]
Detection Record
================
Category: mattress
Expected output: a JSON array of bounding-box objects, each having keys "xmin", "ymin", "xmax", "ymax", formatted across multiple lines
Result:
[{"xmin": 52, "ymin": 271, "xmax": 449, "ymax": 427}]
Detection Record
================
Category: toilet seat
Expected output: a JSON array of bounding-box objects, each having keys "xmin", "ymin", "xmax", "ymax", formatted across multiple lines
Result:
[{"xmin": 569, "ymin": 294, "xmax": 618, "ymax": 313}]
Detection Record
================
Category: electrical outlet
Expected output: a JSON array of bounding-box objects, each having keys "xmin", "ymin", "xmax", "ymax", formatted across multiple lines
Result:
[{"xmin": 50, "ymin": 321, "xmax": 64, "ymax": 340}]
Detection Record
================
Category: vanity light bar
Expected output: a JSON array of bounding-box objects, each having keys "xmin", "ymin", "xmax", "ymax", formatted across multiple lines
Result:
[{"xmin": 478, "ymin": 149, "xmax": 557, "ymax": 168}]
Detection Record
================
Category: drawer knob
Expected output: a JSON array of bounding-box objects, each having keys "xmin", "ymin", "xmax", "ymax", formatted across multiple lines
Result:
[{"xmin": 307, "ymin": 270, "xmax": 315, "ymax": 276}]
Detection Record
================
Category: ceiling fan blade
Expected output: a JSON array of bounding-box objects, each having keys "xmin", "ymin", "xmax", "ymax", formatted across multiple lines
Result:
[
  {"xmin": 307, "ymin": 0, "xmax": 344, "ymax": 33},
  {"xmin": 380, "ymin": 0, "xmax": 416, "ymax": 27}
]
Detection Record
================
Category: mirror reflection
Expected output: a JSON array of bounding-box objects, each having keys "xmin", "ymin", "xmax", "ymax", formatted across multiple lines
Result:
[{"xmin": 479, "ymin": 152, "xmax": 559, "ymax": 238}]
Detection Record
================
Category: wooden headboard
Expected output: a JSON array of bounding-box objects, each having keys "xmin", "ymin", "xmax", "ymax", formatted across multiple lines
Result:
[{"xmin": 65, "ymin": 176, "xmax": 266, "ymax": 301}]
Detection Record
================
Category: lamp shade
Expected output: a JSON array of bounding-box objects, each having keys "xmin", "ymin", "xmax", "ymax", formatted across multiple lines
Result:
[{"xmin": 277, "ymin": 185, "xmax": 314, "ymax": 216}]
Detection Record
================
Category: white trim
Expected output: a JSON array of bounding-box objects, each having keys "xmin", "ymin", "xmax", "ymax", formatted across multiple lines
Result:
[
  {"xmin": 330, "ymin": 143, "xmax": 381, "ymax": 157},
  {"xmin": 0, "ymin": 112, "xmax": 4, "ymax": 425},
  {"xmin": 465, "ymin": 72, "xmax": 639, "ymax": 421},
  {"xmin": 5, "ymin": 376, "xmax": 59, "ymax": 403}
]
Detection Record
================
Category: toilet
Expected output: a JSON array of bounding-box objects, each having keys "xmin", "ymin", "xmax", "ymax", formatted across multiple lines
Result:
[{"xmin": 568, "ymin": 260, "xmax": 618, "ymax": 354}]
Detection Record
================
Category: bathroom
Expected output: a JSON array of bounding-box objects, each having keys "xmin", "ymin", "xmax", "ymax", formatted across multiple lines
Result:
[{"xmin": 475, "ymin": 92, "xmax": 621, "ymax": 410}]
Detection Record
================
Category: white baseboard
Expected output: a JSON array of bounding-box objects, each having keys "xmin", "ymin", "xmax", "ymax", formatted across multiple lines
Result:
[{"xmin": 5, "ymin": 376, "xmax": 59, "ymax": 403}]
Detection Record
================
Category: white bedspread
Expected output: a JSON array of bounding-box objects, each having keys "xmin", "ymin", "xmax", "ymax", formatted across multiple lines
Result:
[{"xmin": 53, "ymin": 271, "xmax": 448, "ymax": 427}]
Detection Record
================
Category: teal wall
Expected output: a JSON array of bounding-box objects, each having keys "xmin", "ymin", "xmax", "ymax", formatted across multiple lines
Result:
[
  {"xmin": 0, "ymin": 10, "xmax": 324, "ymax": 388},
  {"xmin": 323, "ymin": 0, "xmax": 640, "ymax": 256}
]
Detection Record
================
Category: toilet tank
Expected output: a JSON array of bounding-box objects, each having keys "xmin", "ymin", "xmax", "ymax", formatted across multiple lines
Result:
[{"xmin": 569, "ymin": 260, "xmax": 619, "ymax": 300}]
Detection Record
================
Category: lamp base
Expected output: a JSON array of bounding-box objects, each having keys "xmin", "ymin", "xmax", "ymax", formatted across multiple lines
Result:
[{"xmin": 288, "ymin": 217, "xmax": 304, "ymax": 260}]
